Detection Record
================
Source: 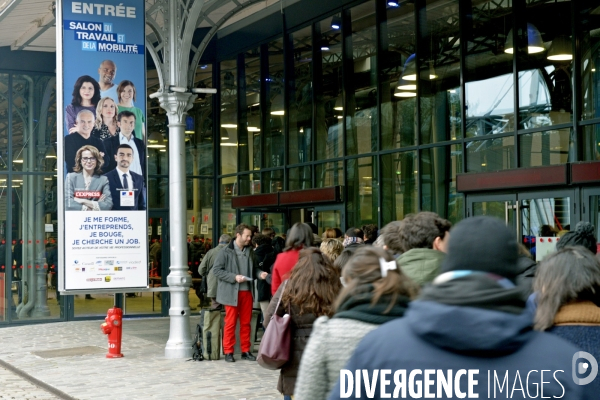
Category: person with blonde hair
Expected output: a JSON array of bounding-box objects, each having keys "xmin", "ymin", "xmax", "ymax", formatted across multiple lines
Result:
[
  {"xmin": 295, "ymin": 247, "xmax": 418, "ymax": 400},
  {"xmin": 320, "ymin": 238, "xmax": 344, "ymax": 262},
  {"xmin": 91, "ymin": 97, "xmax": 120, "ymax": 140},
  {"xmin": 322, "ymin": 228, "xmax": 337, "ymax": 239}
]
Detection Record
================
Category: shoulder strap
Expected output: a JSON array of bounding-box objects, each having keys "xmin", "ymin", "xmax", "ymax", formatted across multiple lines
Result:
[{"xmin": 273, "ymin": 280, "xmax": 288, "ymax": 317}]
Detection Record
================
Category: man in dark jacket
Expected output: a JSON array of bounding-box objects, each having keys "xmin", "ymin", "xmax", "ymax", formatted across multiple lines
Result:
[
  {"xmin": 212, "ymin": 223, "xmax": 268, "ymax": 363},
  {"xmin": 198, "ymin": 234, "xmax": 231, "ymax": 309},
  {"xmin": 328, "ymin": 216, "xmax": 596, "ymax": 400}
]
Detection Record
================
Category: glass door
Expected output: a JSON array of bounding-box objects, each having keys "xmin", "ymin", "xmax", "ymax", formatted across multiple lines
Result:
[
  {"xmin": 467, "ymin": 194, "xmax": 518, "ymax": 226},
  {"xmin": 518, "ymin": 191, "xmax": 576, "ymax": 261},
  {"xmin": 314, "ymin": 205, "xmax": 345, "ymax": 236},
  {"xmin": 240, "ymin": 210, "xmax": 286, "ymax": 237}
]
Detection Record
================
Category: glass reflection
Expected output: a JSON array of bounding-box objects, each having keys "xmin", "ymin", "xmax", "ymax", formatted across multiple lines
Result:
[
  {"xmin": 346, "ymin": 157, "xmax": 377, "ymax": 228},
  {"xmin": 316, "ymin": 161, "xmax": 343, "ymax": 188},
  {"xmin": 580, "ymin": 0, "xmax": 600, "ymax": 120},
  {"xmin": 467, "ymin": 136, "xmax": 515, "ymax": 172},
  {"xmin": 220, "ymin": 59, "xmax": 238, "ymax": 174},
  {"xmin": 316, "ymin": 15, "xmax": 343, "ymax": 160},
  {"xmin": 266, "ymin": 39, "xmax": 285, "ymax": 168},
  {"xmin": 419, "ymin": 0, "xmax": 461, "ymax": 144},
  {"xmin": 382, "ymin": 3, "xmax": 416, "ymax": 149},
  {"xmin": 187, "ymin": 64, "xmax": 214, "ymax": 176},
  {"xmin": 465, "ymin": 1, "xmax": 514, "ymax": 137},
  {"xmin": 347, "ymin": 1, "xmax": 378, "ymax": 156},
  {"xmin": 289, "ymin": 27, "xmax": 313, "ymax": 164},
  {"xmin": 382, "ymin": 151, "xmax": 418, "ymax": 224}
]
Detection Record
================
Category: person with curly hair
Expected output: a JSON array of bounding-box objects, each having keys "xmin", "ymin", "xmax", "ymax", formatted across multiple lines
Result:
[
  {"xmin": 320, "ymin": 238, "xmax": 344, "ymax": 263},
  {"xmin": 264, "ymin": 248, "xmax": 342, "ymax": 399}
]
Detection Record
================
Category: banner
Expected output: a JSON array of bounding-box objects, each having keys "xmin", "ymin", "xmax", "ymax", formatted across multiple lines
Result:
[{"xmin": 58, "ymin": 0, "xmax": 148, "ymax": 291}]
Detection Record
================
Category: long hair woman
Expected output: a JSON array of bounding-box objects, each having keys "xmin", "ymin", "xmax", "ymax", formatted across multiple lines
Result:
[
  {"xmin": 294, "ymin": 246, "xmax": 419, "ymax": 400},
  {"xmin": 264, "ymin": 247, "xmax": 341, "ymax": 399},
  {"xmin": 270, "ymin": 222, "xmax": 314, "ymax": 295},
  {"xmin": 91, "ymin": 97, "xmax": 120, "ymax": 140},
  {"xmin": 534, "ymin": 246, "xmax": 600, "ymax": 392},
  {"xmin": 66, "ymin": 75, "xmax": 101, "ymax": 131}
]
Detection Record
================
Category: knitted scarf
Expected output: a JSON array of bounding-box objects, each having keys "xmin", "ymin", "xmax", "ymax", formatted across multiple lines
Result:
[
  {"xmin": 554, "ymin": 301, "xmax": 600, "ymax": 326},
  {"xmin": 342, "ymin": 236, "xmax": 363, "ymax": 247}
]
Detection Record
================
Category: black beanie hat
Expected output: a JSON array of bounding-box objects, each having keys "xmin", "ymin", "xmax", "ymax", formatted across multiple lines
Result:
[
  {"xmin": 556, "ymin": 222, "xmax": 597, "ymax": 254},
  {"xmin": 441, "ymin": 216, "xmax": 519, "ymax": 282}
]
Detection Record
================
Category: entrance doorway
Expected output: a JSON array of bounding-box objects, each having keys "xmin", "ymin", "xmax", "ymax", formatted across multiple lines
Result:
[
  {"xmin": 239, "ymin": 205, "xmax": 345, "ymax": 238},
  {"xmin": 467, "ymin": 190, "xmax": 577, "ymax": 261}
]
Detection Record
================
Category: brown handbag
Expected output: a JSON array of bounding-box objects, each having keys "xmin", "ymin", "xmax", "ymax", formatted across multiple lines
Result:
[{"xmin": 257, "ymin": 281, "xmax": 291, "ymax": 370}]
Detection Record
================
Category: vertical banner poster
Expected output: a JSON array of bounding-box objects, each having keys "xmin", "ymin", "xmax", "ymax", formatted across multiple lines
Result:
[{"xmin": 59, "ymin": 0, "xmax": 148, "ymax": 290}]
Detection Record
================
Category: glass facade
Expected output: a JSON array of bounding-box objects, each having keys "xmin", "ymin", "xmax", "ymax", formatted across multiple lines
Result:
[{"xmin": 3, "ymin": 0, "xmax": 600, "ymax": 324}]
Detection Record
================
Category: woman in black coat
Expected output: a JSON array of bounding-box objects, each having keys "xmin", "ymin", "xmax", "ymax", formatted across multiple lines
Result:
[{"xmin": 253, "ymin": 234, "xmax": 277, "ymax": 317}]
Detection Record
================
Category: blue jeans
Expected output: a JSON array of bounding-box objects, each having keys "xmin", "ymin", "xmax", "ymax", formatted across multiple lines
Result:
[{"xmin": 284, "ymin": 396, "xmax": 292, "ymax": 400}]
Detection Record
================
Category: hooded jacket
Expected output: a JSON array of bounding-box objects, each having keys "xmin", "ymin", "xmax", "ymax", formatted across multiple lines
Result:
[
  {"xmin": 327, "ymin": 300, "xmax": 595, "ymax": 399},
  {"xmin": 396, "ymin": 248, "xmax": 445, "ymax": 286}
]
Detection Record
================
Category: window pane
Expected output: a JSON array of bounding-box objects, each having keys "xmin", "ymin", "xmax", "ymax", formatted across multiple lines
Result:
[
  {"xmin": 347, "ymin": 1, "xmax": 377, "ymax": 156},
  {"xmin": 421, "ymin": 145, "xmax": 464, "ymax": 224},
  {"xmin": 188, "ymin": 64, "xmax": 214, "ymax": 176},
  {"xmin": 266, "ymin": 39, "xmax": 285, "ymax": 168},
  {"xmin": 220, "ymin": 59, "xmax": 238, "ymax": 174},
  {"xmin": 147, "ymin": 114, "xmax": 168, "ymax": 175},
  {"xmin": 239, "ymin": 173, "xmax": 259, "ymax": 195},
  {"xmin": 289, "ymin": 166, "xmax": 312, "ymax": 190},
  {"xmin": 289, "ymin": 27, "xmax": 313, "ymax": 164},
  {"xmin": 520, "ymin": 129, "xmax": 572, "ymax": 167},
  {"xmin": 316, "ymin": 15, "xmax": 343, "ymax": 160},
  {"xmin": 147, "ymin": 176, "xmax": 168, "ymax": 208},
  {"xmin": 262, "ymin": 170, "xmax": 284, "ymax": 193},
  {"xmin": 346, "ymin": 157, "xmax": 378, "ymax": 228},
  {"xmin": 316, "ymin": 161, "xmax": 344, "ymax": 188},
  {"xmin": 518, "ymin": 2, "xmax": 572, "ymax": 128},
  {"xmin": 582, "ymin": 124, "xmax": 600, "ymax": 161},
  {"xmin": 220, "ymin": 177, "xmax": 237, "ymax": 236},
  {"xmin": 465, "ymin": 1, "xmax": 514, "ymax": 137},
  {"xmin": 383, "ymin": 3, "xmax": 417, "ymax": 149},
  {"xmin": 419, "ymin": 0, "xmax": 461, "ymax": 144},
  {"xmin": 10, "ymin": 174, "xmax": 60, "ymax": 320},
  {"xmin": 240, "ymin": 48, "xmax": 260, "ymax": 172},
  {"xmin": 581, "ymin": 0, "xmax": 600, "ymax": 120},
  {"xmin": 0, "ymin": 74, "xmax": 7, "ymax": 172},
  {"xmin": 382, "ymin": 151, "xmax": 418, "ymax": 224},
  {"xmin": 466, "ymin": 136, "xmax": 515, "ymax": 172},
  {"xmin": 186, "ymin": 178, "xmax": 214, "ymax": 240}
]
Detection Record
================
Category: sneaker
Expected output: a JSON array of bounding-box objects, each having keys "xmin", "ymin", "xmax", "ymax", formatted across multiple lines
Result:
[
  {"xmin": 241, "ymin": 352, "xmax": 256, "ymax": 361},
  {"xmin": 224, "ymin": 353, "xmax": 235, "ymax": 363}
]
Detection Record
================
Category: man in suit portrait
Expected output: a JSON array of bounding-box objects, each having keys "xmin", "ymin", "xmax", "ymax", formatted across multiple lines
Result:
[
  {"xmin": 103, "ymin": 110, "xmax": 145, "ymax": 175},
  {"xmin": 103, "ymin": 144, "xmax": 145, "ymax": 211}
]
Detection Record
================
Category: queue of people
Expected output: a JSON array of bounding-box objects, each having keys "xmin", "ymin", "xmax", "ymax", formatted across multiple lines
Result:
[{"xmin": 198, "ymin": 213, "xmax": 600, "ymax": 400}]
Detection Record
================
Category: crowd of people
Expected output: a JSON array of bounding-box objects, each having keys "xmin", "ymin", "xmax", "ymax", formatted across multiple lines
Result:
[{"xmin": 197, "ymin": 214, "xmax": 600, "ymax": 399}]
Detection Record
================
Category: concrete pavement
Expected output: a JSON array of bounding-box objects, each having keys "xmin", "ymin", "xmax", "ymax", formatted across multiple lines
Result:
[{"xmin": 0, "ymin": 316, "xmax": 280, "ymax": 399}]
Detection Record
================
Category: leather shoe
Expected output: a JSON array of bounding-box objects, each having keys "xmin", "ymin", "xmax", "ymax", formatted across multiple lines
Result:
[
  {"xmin": 241, "ymin": 352, "xmax": 256, "ymax": 361},
  {"xmin": 224, "ymin": 353, "xmax": 235, "ymax": 363}
]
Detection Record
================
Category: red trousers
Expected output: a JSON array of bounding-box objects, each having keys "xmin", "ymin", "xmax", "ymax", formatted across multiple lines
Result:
[{"xmin": 223, "ymin": 290, "xmax": 253, "ymax": 354}]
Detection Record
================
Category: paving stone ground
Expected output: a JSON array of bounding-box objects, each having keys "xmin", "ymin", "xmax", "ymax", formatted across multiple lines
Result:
[{"xmin": 0, "ymin": 317, "xmax": 280, "ymax": 399}]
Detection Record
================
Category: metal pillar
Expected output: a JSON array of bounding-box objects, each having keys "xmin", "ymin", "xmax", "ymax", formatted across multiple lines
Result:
[{"xmin": 156, "ymin": 91, "xmax": 196, "ymax": 358}]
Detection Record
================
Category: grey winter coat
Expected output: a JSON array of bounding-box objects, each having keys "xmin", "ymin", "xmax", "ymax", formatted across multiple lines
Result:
[
  {"xmin": 211, "ymin": 241, "xmax": 264, "ymax": 306},
  {"xmin": 198, "ymin": 243, "xmax": 227, "ymax": 298}
]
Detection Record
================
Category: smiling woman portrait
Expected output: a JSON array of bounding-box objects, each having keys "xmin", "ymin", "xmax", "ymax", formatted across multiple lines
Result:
[
  {"xmin": 65, "ymin": 75, "xmax": 101, "ymax": 131},
  {"xmin": 65, "ymin": 145, "xmax": 113, "ymax": 211}
]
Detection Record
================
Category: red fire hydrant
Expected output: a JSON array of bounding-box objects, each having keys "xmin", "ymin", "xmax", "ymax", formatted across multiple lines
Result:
[{"xmin": 100, "ymin": 307, "xmax": 124, "ymax": 358}]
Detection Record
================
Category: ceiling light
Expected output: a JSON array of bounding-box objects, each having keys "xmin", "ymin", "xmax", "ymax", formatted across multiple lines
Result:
[
  {"xmin": 331, "ymin": 15, "xmax": 341, "ymax": 30},
  {"xmin": 397, "ymin": 76, "xmax": 416, "ymax": 90},
  {"xmin": 271, "ymin": 110, "xmax": 285, "ymax": 115},
  {"xmin": 547, "ymin": 35, "xmax": 572, "ymax": 61},
  {"xmin": 504, "ymin": 23, "xmax": 544, "ymax": 55},
  {"xmin": 394, "ymin": 91, "xmax": 417, "ymax": 97},
  {"xmin": 387, "ymin": 0, "xmax": 400, "ymax": 7},
  {"xmin": 147, "ymin": 132, "xmax": 166, "ymax": 148},
  {"xmin": 45, "ymin": 145, "xmax": 57, "ymax": 158},
  {"xmin": 401, "ymin": 54, "xmax": 416, "ymax": 81},
  {"xmin": 320, "ymin": 39, "xmax": 330, "ymax": 51},
  {"xmin": 221, "ymin": 124, "xmax": 237, "ymax": 128}
]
